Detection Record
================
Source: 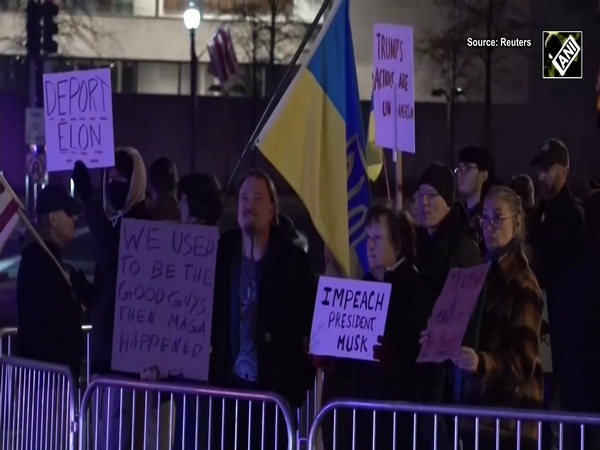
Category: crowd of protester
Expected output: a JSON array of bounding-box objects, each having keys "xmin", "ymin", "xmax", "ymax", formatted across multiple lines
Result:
[{"xmin": 13, "ymin": 138, "xmax": 600, "ymax": 449}]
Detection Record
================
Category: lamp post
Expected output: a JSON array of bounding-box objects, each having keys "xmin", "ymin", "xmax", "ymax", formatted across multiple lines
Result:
[
  {"xmin": 431, "ymin": 87, "xmax": 464, "ymax": 168},
  {"xmin": 183, "ymin": 2, "xmax": 201, "ymax": 172}
]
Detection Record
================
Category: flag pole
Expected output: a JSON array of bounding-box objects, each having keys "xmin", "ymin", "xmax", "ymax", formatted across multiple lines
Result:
[{"xmin": 225, "ymin": 0, "xmax": 334, "ymax": 193}]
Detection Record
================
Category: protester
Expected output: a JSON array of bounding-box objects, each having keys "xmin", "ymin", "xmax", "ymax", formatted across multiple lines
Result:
[
  {"xmin": 356, "ymin": 204, "xmax": 419, "ymax": 450},
  {"xmin": 455, "ymin": 147, "xmax": 497, "ymax": 254},
  {"xmin": 509, "ymin": 174, "xmax": 536, "ymax": 261},
  {"xmin": 413, "ymin": 163, "xmax": 481, "ymax": 450},
  {"xmin": 177, "ymin": 172, "xmax": 224, "ymax": 225},
  {"xmin": 16, "ymin": 185, "xmax": 91, "ymax": 383},
  {"xmin": 148, "ymin": 156, "xmax": 180, "ymax": 222},
  {"xmin": 71, "ymin": 147, "xmax": 151, "ymax": 450},
  {"xmin": 173, "ymin": 171, "xmax": 224, "ymax": 450},
  {"xmin": 529, "ymin": 139, "xmax": 586, "ymax": 408},
  {"xmin": 449, "ymin": 186, "xmax": 544, "ymax": 450},
  {"xmin": 210, "ymin": 169, "xmax": 317, "ymax": 449}
]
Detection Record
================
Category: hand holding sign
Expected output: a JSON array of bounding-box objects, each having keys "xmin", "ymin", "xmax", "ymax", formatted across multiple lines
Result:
[
  {"xmin": 452, "ymin": 347, "xmax": 480, "ymax": 373},
  {"xmin": 416, "ymin": 263, "xmax": 490, "ymax": 364}
]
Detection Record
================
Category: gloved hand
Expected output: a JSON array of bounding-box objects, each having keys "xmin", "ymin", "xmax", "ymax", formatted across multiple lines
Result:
[
  {"xmin": 71, "ymin": 161, "xmax": 94, "ymax": 204},
  {"xmin": 373, "ymin": 335, "xmax": 390, "ymax": 364}
]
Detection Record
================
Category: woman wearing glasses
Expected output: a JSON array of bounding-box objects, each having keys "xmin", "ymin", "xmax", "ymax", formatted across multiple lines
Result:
[{"xmin": 452, "ymin": 186, "xmax": 544, "ymax": 450}]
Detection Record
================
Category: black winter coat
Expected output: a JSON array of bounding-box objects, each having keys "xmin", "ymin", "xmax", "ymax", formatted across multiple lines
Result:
[
  {"xmin": 17, "ymin": 240, "xmax": 90, "ymax": 381},
  {"xmin": 209, "ymin": 226, "xmax": 317, "ymax": 407},
  {"xmin": 413, "ymin": 204, "xmax": 482, "ymax": 404}
]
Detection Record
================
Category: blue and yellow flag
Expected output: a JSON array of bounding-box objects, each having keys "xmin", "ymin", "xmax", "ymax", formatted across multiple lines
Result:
[
  {"xmin": 255, "ymin": 0, "xmax": 371, "ymax": 278},
  {"xmin": 366, "ymin": 93, "xmax": 383, "ymax": 182}
]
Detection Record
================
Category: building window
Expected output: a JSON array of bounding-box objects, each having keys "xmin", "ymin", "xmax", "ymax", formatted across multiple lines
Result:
[
  {"xmin": 163, "ymin": 0, "xmax": 293, "ymax": 15},
  {"xmin": 137, "ymin": 62, "xmax": 179, "ymax": 94}
]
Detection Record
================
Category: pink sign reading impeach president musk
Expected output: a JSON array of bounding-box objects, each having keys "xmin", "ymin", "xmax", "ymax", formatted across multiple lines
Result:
[{"xmin": 417, "ymin": 263, "xmax": 490, "ymax": 364}]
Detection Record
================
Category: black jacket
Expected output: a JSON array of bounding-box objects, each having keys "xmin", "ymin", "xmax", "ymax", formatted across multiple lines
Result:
[
  {"xmin": 530, "ymin": 184, "xmax": 585, "ymax": 290},
  {"xmin": 355, "ymin": 257, "xmax": 420, "ymax": 402},
  {"xmin": 83, "ymin": 198, "xmax": 151, "ymax": 374},
  {"xmin": 16, "ymin": 240, "xmax": 90, "ymax": 381},
  {"xmin": 414, "ymin": 203, "xmax": 482, "ymax": 404},
  {"xmin": 209, "ymin": 225, "xmax": 317, "ymax": 407}
]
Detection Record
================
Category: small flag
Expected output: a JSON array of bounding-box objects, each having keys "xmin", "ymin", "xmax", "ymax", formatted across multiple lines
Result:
[
  {"xmin": 366, "ymin": 92, "xmax": 383, "ymax": 182},
  {"xmin": 0, "ymin": 176, "xmax": 22, "ymax": 253},
  {"xmin": 207, "ymin": 25, "xmax": 240, "ymax": 89}
]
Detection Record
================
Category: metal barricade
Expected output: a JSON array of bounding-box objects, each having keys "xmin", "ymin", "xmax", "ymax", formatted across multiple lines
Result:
[
  {"xmin": 0, "ymin": 356, "xmax": 79, "ymax": 450},
  {"xmin": 0, "ymin": 325, "xmax": 92, "ymax": 389},
  {"xmin": 298, "ymin": 369, "xmax": 324, "ymax": 450},
  {"xmin": 308, "ymin": 399, "xmax": 600, "ymax": 450},
  {"xmin": 79, "ymin": 376, "xmax": 298, "ymax": 450}
]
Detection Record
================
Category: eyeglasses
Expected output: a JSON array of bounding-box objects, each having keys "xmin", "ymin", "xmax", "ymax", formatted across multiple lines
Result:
[
  {"xmin": 479, "ymin": 214, "xmax": 515, "ymax": 230},
  {"xmin": 415, "ymin": 190, "xmax": 441, "ymax": 201},
  {"xmin": 454, "ymin": 164, "xmax": 478, "ymax": 176}
]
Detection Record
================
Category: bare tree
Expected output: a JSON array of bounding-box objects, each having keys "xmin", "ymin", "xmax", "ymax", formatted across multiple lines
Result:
[
  {"xmin": 416, "ymin": 0, "xmax": 478, "ymax": 166},
  {"xmin": 221, "ymin": 0, "xmax": 314, "ymax": 98},
  {"xmin": 0, "ymin": 0, "xmax": 112, "ymax": 56},
  {"xmin": 456, "ymin": 0, "xmax": 528, "ymax": 149},
  {"xmin": 417, "ymin": 0, "xmax": 478, "ymax": 97}
]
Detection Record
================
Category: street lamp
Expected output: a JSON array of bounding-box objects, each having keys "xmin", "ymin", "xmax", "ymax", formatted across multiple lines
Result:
[
  {"xmin": 183, "ymin": 2, "xmax": 201, "ymax": 172},
  {"xmin": 431, "ymin": 87, "xmax": 465, "ymax": 168}
]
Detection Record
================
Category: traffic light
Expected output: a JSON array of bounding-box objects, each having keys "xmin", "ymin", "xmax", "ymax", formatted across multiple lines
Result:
[
  {"xmin": 26, "ymin": 0, "xmax": 42, "ymax": 56},
  {"xmin": 42, "ymin": 0, "xmax": 58, "ymax": 55}
]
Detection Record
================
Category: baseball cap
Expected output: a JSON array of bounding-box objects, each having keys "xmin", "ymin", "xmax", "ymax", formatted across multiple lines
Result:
[
  {"xmin": 531, "ymin": 138, "xmax": 570, "ymax": 170},
  {"xmin": 35, "ymin": 185, "xmax": 82, "ymax": 217}
]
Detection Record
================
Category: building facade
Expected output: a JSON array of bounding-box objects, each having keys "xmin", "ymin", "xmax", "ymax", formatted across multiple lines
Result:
[{"xmin": 0, "ymin": 0, "xmax": 531, "ymax": 103}]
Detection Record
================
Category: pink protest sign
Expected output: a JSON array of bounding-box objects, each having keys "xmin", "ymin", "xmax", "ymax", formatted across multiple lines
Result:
[
  {"xmin": 417, "ymin": 263, "xmax": 490, "ymax": 363},
  {"xmin": 373, "ymin": 24, "xmax": 415, "ymax": 153}
]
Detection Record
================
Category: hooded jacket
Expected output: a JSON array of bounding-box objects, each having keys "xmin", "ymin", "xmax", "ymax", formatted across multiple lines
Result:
[{"xmin": 83, "ymin": 147, "xmax": 151, "ymax": 374}]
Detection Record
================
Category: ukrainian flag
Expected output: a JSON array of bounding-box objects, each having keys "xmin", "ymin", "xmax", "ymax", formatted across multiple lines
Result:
[
  {"xmin": 366, "ymin": 92, "xmax": 383, "ymax": 182},
  {"xmin": 255, "ymin": 0, "xmax": 371, "ymax": 278}
]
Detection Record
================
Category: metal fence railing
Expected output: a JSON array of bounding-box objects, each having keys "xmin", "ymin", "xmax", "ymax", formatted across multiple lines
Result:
[
  {"xmin": 79, "ymin": 376, "xmax": 299, "ymax": 450},
  {"xmin": 2, "ymin": 355, "xmax": 600, "ymax": 450},
  {"xmin": 0, "ymin": 325, "xmax": 324, "ymax": 448},
  {"xmin": 0, "ymin": 325, "xmax": 93, "ymax": 389},
  {"xmin": 0, "ymin": 356, "xmax": 79, "ymax": 450},
  {"xmin": 308, "ymin": 399, "xmax": 600, "ymax": 450}
]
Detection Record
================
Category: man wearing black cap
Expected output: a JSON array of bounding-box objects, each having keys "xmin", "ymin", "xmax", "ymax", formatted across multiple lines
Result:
[
  {"xmin": 16, "ymin": 184, "xmax": 91, "ymax": 383},
  {"xmin": 530, "ymin": 138, "xmax": 585, "ymax": 290},
  {"xmin": 455, "ymin": 146, "xmax": 497, "ymax": 253},
  {"xmin": 530, "ymin": 138, "xmax": 587, "ymax": 443}
]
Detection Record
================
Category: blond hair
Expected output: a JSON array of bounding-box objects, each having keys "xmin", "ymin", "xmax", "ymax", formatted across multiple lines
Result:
[{"xmin": 485, "ymin": 186, "xmax": 526, "ymax": 245}]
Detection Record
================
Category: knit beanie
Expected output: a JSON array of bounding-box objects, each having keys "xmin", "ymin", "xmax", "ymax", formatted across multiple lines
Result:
[{"xmin": 418, "ymin": 163, "xmax": 456, "ymax": 207}]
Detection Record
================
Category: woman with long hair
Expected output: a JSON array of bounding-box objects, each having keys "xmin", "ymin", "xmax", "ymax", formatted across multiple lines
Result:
[{"xmin": 451, "ymin": 186, "xmax": 544, "ymax": 450}]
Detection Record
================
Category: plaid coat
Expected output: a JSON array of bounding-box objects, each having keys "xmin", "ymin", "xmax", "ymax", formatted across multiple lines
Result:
[{"xmin": 462, "ymin": 247, "xmax": 544, "ymax": 442}]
